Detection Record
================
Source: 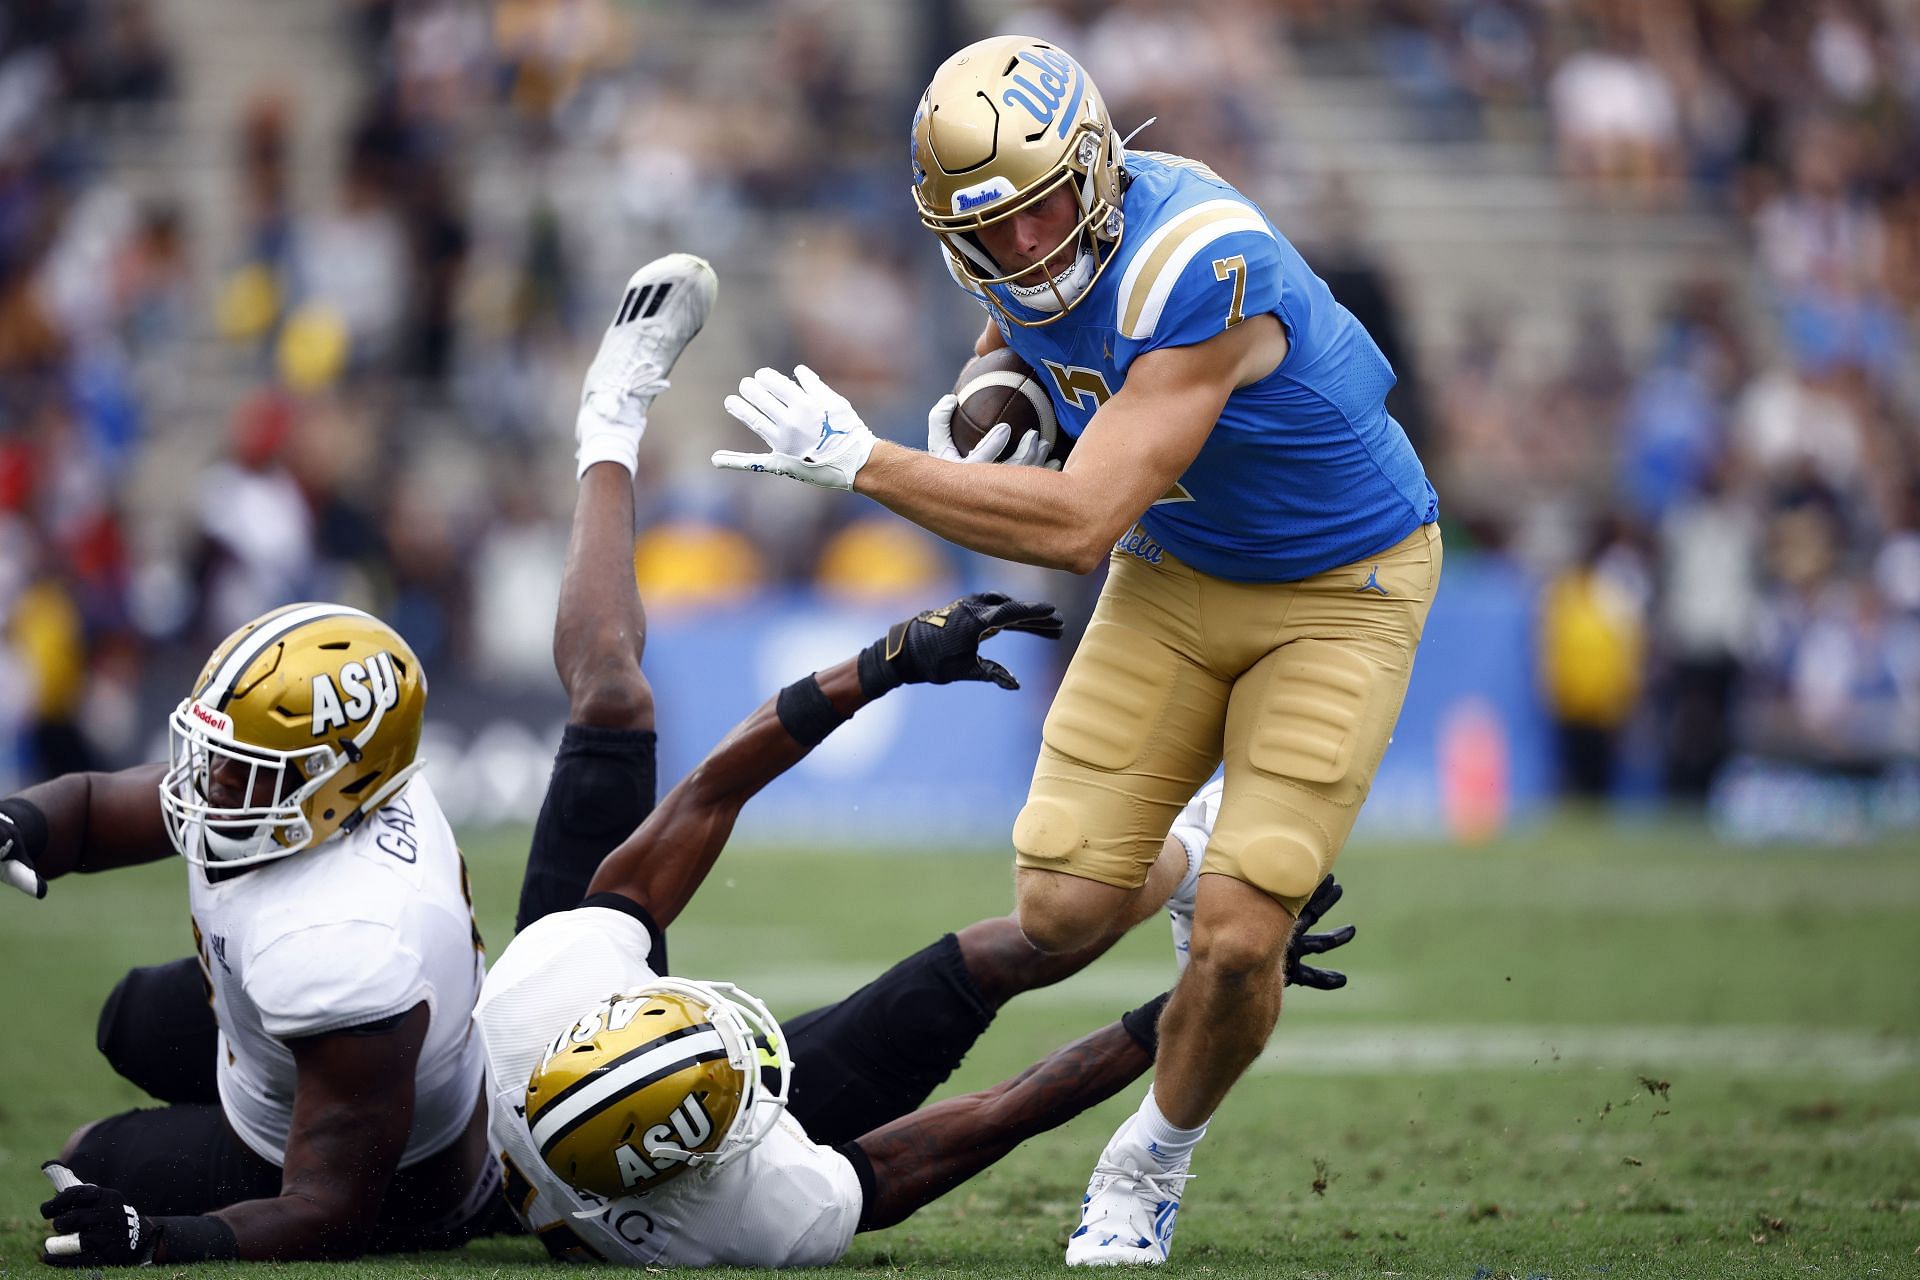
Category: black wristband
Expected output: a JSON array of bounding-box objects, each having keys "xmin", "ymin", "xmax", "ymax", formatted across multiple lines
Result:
[
  {"xmin": 776, "ymin": 675, "xmax": 850, "ymax": 747},
  {"xmin": 154, "ymin": 1214, "xmax": 239, "ymax": 1263},
  {"xmin": 0, "ymin": 796, "xmax": 48, "ymax": 862},
  {"xmin": 1120, "ymin": 991, "xmax": 1172, "ymax": 1057},
  {"xmin": 856, "ymin": 640, "xmax": 902, "ymax": 698}
]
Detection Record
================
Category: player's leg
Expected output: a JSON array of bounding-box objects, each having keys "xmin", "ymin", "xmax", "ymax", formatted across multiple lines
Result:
[
  {"xmin": 1157, "ymin": 522, "xmax": 1442, "ymax": 1120},
  {"xmin": 515, "ymin": 255, "xmax": 715, "ymax": 931},
  {"xmin": 1011, "ymin": 546, "xmax": 1229, "ymax": 955},
  {"xmin": 783, "ymin": 836, "xmax": 1187, "ymax": 1147},
  {"xmin": 844, "ymin": 996, "xmax": 1169, "ymax": 1233},
  {"xmin": 94, "ymin": 957, "xmax": 219, "ymax": 1105},
  {"xmin": 60, "ymin": 1105, "xmax": 280, "ymax": 1216},
  {"xmin": 1068, "ymin": 522, "xmax": 1443, "ymax": 1266}
]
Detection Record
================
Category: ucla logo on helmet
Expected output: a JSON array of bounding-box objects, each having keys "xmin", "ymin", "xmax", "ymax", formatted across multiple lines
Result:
[
  {"xmin": 999, "ymin": 48, "xmax": 1085, "ymax": 139},
  {"xmin": 310, "ymin": 650, "xmax": 400, "ymax": 736}
]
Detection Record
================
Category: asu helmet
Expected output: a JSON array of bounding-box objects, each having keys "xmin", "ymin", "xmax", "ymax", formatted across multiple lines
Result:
[
  {"xmin": 525, "ymin": 978, "xmax": 791, "ymax": 1198},
  {"xmin": 911, "ymin": 35, "xmax": 1126, "ymax": 326},
  {"xmin": 160, "ymin": 602, "xmax": 428, "ymax": 867}
]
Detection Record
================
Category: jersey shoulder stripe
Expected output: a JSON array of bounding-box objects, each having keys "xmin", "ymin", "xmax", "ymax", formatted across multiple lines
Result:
[{"xmin": 1116, "ymin": 197, "xmax": 1274, "ymax": 341}]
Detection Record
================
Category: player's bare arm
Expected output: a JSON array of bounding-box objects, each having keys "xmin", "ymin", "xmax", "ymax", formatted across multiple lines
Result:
[
  {"xmin": 211, "ymin": 1004, "xmax": 431, "ymax": 1259},
  {"xmin": 586, "ymin": 593, "xmax": 1064, "ymax": 928},
  {"xmin": 715, "ymin": 319, "xmax": 1286, "ymax": 574},
  {"xmin": 582, "ymin": 653, "xmax": 867, "ymax": 927},
  {"xmin": 853, "ymin": 1018, "xmax": 1153, "ymax": 1231},
  {"xmin": 39, "ymin": 1004, "xmax": 472, "ymax": 1266},
  {"xmin": 2, "ymin": 764, "xmax": 172, "ymax": 896},
  {"xmin": 861, "ymin": 318, "xmax": 1282, "ymax": 571}
]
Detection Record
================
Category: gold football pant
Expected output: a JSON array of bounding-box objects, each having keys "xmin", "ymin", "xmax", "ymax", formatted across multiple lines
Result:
[{"xmin": 1013, "ymin": 522, "xmax": 1442, "ymax": 913}]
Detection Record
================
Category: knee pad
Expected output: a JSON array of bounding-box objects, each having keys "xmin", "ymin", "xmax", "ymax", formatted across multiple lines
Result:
[
  {"xmin": 1234, "ymin": 828, "xmax": 1326, "ymax": 903},
  {"xmin": 1011, "ymin": 795, "xmax": 1082, "ymax": 863}
]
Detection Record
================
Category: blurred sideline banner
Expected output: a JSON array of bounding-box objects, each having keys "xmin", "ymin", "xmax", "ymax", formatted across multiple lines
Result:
[
  {"xmin": 129, "ymin": 562, "xmax": 1554, "ymax": 845},
  {"xmin": 613, "ymin": 560, "xmax": 1553, "ymax": 847}
]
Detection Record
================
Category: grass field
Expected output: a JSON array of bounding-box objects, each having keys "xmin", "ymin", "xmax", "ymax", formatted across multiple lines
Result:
[{"xmin": 2, "ymin": 815, "xmax": 1916, "ymax": 1277}]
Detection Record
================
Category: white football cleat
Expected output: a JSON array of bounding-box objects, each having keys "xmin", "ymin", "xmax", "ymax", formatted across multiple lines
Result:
[
  {"xmin": 1065, "ymin": 1117, "xmax": 1193, "ymax": 1267},
  {"xmin": 576, "ymin": 252, "xmax": 717, "ymax": 475},
  {"xmin": 1165, "ymin": 776, "xmax": 1223, "ymax": 972}
]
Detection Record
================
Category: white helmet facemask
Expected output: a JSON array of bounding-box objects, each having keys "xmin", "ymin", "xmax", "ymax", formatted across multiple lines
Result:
[{"xmin": 159, "ymin": 695, "xmax": 420, "ymax": 868}]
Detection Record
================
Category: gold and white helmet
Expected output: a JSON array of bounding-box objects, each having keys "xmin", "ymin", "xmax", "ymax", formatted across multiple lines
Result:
[
  {"xmin": 911, "ymin": 35, "xmax": 1126, "ymax": 326},
  {"xmin": 160, "ymin": 602, "xmax": 428, "ymax": 867},
  {"xmin": 525, "ymin": 978, "xmax": 790, "ymax": 1198}
]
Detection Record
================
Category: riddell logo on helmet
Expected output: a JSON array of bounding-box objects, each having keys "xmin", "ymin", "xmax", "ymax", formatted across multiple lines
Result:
[{"xmin": 189, "ymin": 701, "xmax": 232, "ymax": 735}]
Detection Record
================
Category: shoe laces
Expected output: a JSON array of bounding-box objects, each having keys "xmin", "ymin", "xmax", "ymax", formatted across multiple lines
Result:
[{"xmin": 1090, "ymin": 1160, "xmax": 1194, "ymax": 1205}]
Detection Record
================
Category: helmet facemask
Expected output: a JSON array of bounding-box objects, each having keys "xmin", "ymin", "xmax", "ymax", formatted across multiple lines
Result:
[
  {"xmin": 159, "ymin": 603, "xmax": 430, "ymax": 870},
  {"xmin": 930, "ymin": 126, "xmax": 1123, "ymax": 327},
  {"xmin": 160, "ymin": 693, "xmax": 422, "ymax": 868},
  {"xmin": 911, "ymin": 37, "xmax": 1127, "ymax": 329}
]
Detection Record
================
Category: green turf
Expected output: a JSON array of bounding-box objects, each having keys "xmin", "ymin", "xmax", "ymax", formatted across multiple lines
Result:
[{"xmin": 2, "ymin": 815, "xmax": 1916, "ymax": 1277}]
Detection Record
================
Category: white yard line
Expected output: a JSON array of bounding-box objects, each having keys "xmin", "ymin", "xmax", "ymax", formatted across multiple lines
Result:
[{"xmin": 1252, "ymin": 1025, "xmax": 1920, "ymax": 1081}]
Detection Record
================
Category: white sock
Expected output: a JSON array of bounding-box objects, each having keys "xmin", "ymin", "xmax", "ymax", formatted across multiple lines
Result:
[
  {"xmin": 1129, "ymin": 1087, "xmax": 1208, "ymax": 1168},
  {"xmin": 575, "ymin": 396, "xmax": 648, "ymax": 476}
]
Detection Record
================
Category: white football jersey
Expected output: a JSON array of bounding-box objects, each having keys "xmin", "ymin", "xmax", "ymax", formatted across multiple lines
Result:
[
  {"xmin": 185, "ymin": 776, "xmax": 487, "ymax": 1169},
  {"xmin": 473, "ymin": 906, "xmax": 863, "ymax": 1267}
]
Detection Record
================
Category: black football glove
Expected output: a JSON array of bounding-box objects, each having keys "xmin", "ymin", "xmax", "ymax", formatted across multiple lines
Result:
[
  {"xmin": 859, "ymin": 592, "xmax": 1065, "ymax": 693},
  {"xmin": 1284, "ymin": 875, "xmax": 1356, "ymax": 991},
  {"xmin": 40, "ymin": 1166, "xmax": 156, "ymax": 1267},
  {"xmin": 1, "ymin": 800, "xmax": 48, "ymax": 899}
]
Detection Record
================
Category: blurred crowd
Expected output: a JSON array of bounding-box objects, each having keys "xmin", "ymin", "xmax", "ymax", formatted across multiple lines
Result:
[
  {"xmin": 1, "ymin": 0, "xmax": 1916, "ymax": 810},
  {"xmin": 1288, "ymin": 0, "xmax": 1920, "ymax": 798}
]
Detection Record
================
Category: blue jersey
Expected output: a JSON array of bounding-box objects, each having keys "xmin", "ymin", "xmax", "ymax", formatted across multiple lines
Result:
[{"xmin": 973, "ymin": 151, "xmax": 1437, "ymax": 583}]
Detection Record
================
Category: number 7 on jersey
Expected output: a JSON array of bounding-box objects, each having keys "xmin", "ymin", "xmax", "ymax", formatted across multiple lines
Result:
[{"xmin": 1212, "ymin": 255, "xmax": 1247, "ymax": 328}]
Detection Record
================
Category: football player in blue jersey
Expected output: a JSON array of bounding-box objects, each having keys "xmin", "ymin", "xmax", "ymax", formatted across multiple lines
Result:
[{"xmin": 713, "ymin": 35, "xmax": 1442, "ymax": 1264}]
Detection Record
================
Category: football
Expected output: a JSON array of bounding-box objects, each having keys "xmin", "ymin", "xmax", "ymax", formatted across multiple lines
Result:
[{"xmin": 949, "ymin": 348, "xmax": 1072, "ymax": 465}]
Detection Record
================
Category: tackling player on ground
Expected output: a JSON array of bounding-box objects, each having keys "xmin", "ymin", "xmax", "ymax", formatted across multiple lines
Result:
[
  {"xmin": 468, "ymin": 253, "xmax": 1356, "ymax": 1266},
  {"xmin": 1, "ymin": 615, "xmax": 494, "ymax": 1264},
  {"xmin": 712, "ymin": 36, "xmax": 1441, "ymax": 1264}
]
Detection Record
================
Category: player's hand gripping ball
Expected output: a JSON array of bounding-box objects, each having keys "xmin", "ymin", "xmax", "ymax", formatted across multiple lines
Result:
[{"xmin": 928, "ymin": 349, "xmax": 1072, "ymax": 468}]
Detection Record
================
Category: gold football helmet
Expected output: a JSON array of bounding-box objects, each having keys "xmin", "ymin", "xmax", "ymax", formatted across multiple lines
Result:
[
  {"xmin": 911, "ymin": 35, "xmax": 1125, "ymax": 327},
  {"xmin": 159, "ymin": 602, "xmax": 428, "ymax": 867},
  {"xmin": 525, "ymin": 978, "xmax": 791, "ymax": 1198}
]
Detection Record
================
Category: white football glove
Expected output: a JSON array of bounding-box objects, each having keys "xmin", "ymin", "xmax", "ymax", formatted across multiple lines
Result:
[
  {"xmin": 713, "ymin": 366, "xmax": 877, "ymax": 491},
  {"xmin": 1, "ymin": 807, "xmax": 46, "ymax": 899},
  {"xmin": 926, "ymin": 395, "xmax": 1062, "ymax": 469}
]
